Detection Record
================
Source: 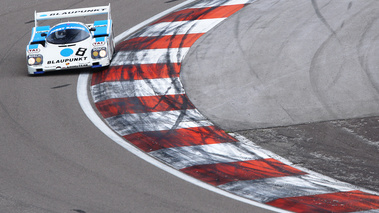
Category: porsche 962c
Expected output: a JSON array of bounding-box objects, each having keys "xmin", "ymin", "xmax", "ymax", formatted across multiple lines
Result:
[{"xmin": 26, "ymin": 4, "xmax": 114, "ymax": 75}]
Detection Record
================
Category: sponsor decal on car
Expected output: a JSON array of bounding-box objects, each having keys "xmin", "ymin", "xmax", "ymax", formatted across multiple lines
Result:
[
  {"xmin": 28, "ymin": 48, "xmax": 40, "ymax": 53},
  {"xmin": 68, "ymin": 63, "xmax": 90, "ymax": 68},
  {"xmin": 47, "ymin": 8, "xmax": 107, "ymax": 17},
  {"xmin": 47, "ymin": 57, "xmax": 88, "ymax": 64},
  {"xmin": 60, "ymin": 48, "xmax": 74, "ymax": 57},
  {"xmin": 93, "ymin": 41, "xmax": 105, "ymax": 46}
]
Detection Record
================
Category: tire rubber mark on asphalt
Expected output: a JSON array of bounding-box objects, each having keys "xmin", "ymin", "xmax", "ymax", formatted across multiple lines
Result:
[{"xmin": 83, "ymin": 0, "xmax": 379, "ymax": 212}]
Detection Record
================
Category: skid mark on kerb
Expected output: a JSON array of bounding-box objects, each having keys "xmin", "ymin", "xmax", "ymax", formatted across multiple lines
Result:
[{"xmin": 89, "ymin": 0, "xmax": 379, "ymax": 212}]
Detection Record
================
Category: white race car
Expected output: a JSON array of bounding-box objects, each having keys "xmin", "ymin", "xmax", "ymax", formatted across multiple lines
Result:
[{"xmin": 26, "ymin": 4, "xmax": 114, "ymax": 75}]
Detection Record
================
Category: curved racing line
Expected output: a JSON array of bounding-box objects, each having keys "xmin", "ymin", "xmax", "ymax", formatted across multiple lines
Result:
[{"xmin": 80, "ymin": 0, "xmax": 379, "ymax": 212}]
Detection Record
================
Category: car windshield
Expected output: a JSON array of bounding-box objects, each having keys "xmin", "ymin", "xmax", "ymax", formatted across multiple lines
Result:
[{"xmin": 46, "ymin": 23, "xmax": 90, "ymax": 44}]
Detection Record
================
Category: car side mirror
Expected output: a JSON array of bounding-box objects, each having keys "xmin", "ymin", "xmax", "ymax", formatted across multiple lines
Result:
[
  {"xmin": 41, "ymin": 32, "xmax": 47, "ymax": 37},
  {"xmin": 90, "ymin": 27, "xmax": 96, "ymax": 31}
]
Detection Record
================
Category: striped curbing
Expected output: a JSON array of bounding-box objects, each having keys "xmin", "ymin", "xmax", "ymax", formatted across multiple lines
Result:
[{"xmin": 89, "ymin": 0, "xmax": 379, "ymax": 212}]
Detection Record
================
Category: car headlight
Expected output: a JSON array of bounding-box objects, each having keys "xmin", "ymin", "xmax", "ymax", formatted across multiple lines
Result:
[
  {"xmin": 27, "ymin": 55, "xmax": 43, "ymax": 66},
  {"xmin": 99, "ymin": 49, "xmax": 107, "ymax": 58},
  {"xmin": 36, "ymin": 57, "xmax": 42, "ymax": 63},
  {"xmin": 28, "ymin": 57, "xmax": 36, "ymax": 65},
  {"xmin": 92, "ymin": 47, "xmax": 107, "ymax": 59}
]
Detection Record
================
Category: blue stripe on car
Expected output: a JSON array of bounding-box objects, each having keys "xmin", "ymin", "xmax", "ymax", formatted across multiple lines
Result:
[
  {"xmin": 94, "ymin": 20, "xmax": 108, "ymax": 26},
  {"xmin": 95, "ymin": 37, "xmax": 106, "ymax": 42},
  {"xmin": 36, "ymin": 26, "xmax": 50, "ymax": 32},
  {"xmin": 28, "ymin": 44, "xmax": 39, "ymax": 50},
  {"xmin": 93, "ymin": 20, "xmax": 109, "ymax": 37}
]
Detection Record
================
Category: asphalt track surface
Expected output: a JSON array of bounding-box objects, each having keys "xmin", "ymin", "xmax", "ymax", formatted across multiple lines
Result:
[
  {"xmin": 182, "ymin": 0, "xmax": 379, "ymax": 193},
  {"xmin": 0, "ymin": 0, "xmax": 273, "ymax": 212}
]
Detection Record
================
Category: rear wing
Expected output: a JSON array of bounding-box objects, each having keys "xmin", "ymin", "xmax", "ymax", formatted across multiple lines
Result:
[{"xmin": 34, "ymin": 4, "xmax": 111, "ymax": 27}]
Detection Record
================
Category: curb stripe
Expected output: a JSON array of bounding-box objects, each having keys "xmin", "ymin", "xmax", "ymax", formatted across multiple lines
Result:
[
  {"xmin": 116, "ymin": 34, "xmax": 205, "ymax": 51},
  {"xmin": 123, "ymin": 126, "xmax": 237, "ymax": 152},
  {"xmin": 150, "ymin": 142, "xmax": 264, "ymax": 169},
  {"xmin": 111, "ymin": 48, "xmax": 189, "ymax": 66},
  {"xmin": 95, "ymin": 94, "xmax": 195, "ymax": 118},
  {"xmin": 134, "ymin": 18, "xmax": 225, "ymax": 38},
  {"xmin": 187, "ymin": 0, "xmax": 252, "ymax": 8},
  {"xmin": 267, "ymin": 190, "xmax": 379, "ymax": 213},
  {"xmin": 105, "ymin": 109, "xmax": 213, "ymax": 136},
  {"xmin": 91, "ymin": 78, "xmax": 185, "ymax": 103},
  {"xmin": 219, "ymin": 174, "xmax": 356, "ymax": 203},
  {"xmin": 91, "ymin": 64, "xmax": 181, "ymax": 85},
  {"xmin": 180, "ymin": 158, "xmax": 307, "ymax": 186},
  {"xmin": 152, "ymin": 5, "xmax": 246, "ymax": 24}
]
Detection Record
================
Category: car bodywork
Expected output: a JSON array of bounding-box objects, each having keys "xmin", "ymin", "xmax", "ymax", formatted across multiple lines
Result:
[{"xmin": 26, "ymin": 4, "xmax": 114, "ymax": 75}]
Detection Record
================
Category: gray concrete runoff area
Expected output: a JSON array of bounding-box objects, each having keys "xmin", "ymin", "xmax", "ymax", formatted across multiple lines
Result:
[{"xmin": 181, "ymin": 0, "xmax": 379, "ymax": 192}]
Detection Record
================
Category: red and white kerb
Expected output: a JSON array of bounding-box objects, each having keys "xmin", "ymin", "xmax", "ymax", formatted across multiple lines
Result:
[{"xmin": 90, "ymin": 0, "xmax": 379, "ymax": 212}]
